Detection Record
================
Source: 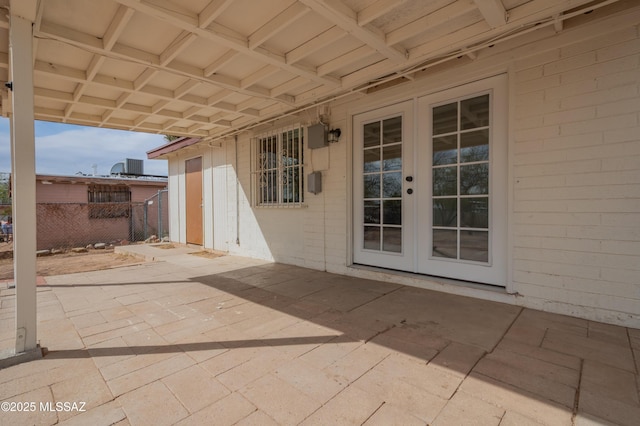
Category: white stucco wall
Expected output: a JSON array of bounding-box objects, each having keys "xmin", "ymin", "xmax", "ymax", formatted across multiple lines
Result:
[{"xmin": 165, "ymin": 12, "xmax": 640, "ymax": 327}]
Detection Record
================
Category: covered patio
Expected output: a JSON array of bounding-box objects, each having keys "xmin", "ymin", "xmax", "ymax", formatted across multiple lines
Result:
[
  {"xmin": 4, "ymin": 0, "xmax": 640, "ymax": 362},
  {"xmin": 1, "ymin": 244, "xmax": 639, "ymax": 425}
]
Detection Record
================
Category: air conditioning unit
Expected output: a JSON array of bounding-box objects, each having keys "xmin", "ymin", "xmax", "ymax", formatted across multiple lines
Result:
[{"xmin": 110, "ymin": 158, "xmax": 144, "ymax": 176}]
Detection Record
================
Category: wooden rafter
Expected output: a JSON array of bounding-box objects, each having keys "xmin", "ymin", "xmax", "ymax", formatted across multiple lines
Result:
[
  {"xmin": 286, "ymin": 27, "xmax": 345, "ymax": 65},
  {"xmin": 473, "ymin": 0, "xmax": 507, "ymax": 28},
  {"xmin": 386, "ymin": 0, "xmax": 478, "ymax": 46},
  {"xmin": 299, "ymin": 0, "xmax": 407, "ymax": 63},
  {"xmin": 160, "ymin": 31, "xmax": 198, "ymax": 66},
  {"xmin": 198, "ymin": 0, "xmax": 235, "ymax": 28},
  {"xmin": 357, "ymin": 0, "xmax": 408, "ymax": 26},
  {"xmin": 112, "ymin": 0, "xmax": 339, "ymax": 87},
  {"xmin": 103, "ymin": 5, "xmax": 135, "ymax": 50},
  {"xmin": 35, "ymin": 21, "xmax": 294, "ymax": 105},
  {"xmin": 249, "ymin": 2, "xmax": 310, "ymax": 50}
]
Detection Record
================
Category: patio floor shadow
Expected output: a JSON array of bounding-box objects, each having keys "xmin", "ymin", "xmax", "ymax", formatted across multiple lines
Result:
[{"xmin": 1, "ymin": 246, "xmax": 638, "ymax": 426}]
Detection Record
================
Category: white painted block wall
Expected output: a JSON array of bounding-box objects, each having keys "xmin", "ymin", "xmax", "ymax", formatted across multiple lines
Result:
[{"xmin": 510, "ymin": 25, "xmax": 640, "ymax": 324}]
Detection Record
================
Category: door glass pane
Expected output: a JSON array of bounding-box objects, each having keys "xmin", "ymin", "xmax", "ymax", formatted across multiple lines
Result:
[
  {"xmin": 364, "ymin": 122, "xmax": 380, "ymax": 147},
  {"xmin": 433, "ymin": 167, "xmax": 457, "ymax": 196},
  {"xmin": 433, "ymin": 199, "xmax": 457, "ymax": 227},
  {"xmin": 383, "ymin": 227, "xmax": 401, "ymax": 253},
  {"xmin": 362, "ymin": 115, "xmax": 403, "ymax": 254},
  {"xmin": 432, "ymin": 229, "xmax": 457, "ymax": 258},
  {"xmin": 383, "ymin": 117, "xmax": 402, "ymax": 144},
  {"xmin": 461, "ymin": 130, "xmax": 488, "ymax": 163},
  {"xmin": 383, "ymin": 200, "xmax": 401, "ymax": 225},
  {"xmin": 433, "ymin": 103, "xmax": 457, "ymax": 135},
  {"xmin": 460, "ymin": 164, "xmax": 488, "ymax": 195},
  {"xmin": 461, "ymin": 94, "xmax": 489, "ymax": 130},
  {"xmin": 364, "ymin": 200, "xmax": 380, "ymax": 224},
  {"xmin": 460, "ymin": 230, "xmax": 488, "ymax": 262},
  {"xmin": 383, "ymin": 172, "xmax": 402, "ymax": 198},
  {"xmin": 364, "ymin": 174, "xmax": 380, "ymax": 198},
  {"xmin": 383, "ymin": 145, "xmax": 402, "ymax": 170},
  {"xmin": 431, "ymin": 92, "xmax": 491, "ymax": 264},
  {"xmin": 364, "ymin": 226, "xmax": 380, "ymax": 250},
  {"xmin": 433, "ymin": 135, "xmax": 457, "ymax": 165},
  {"xmin": 364, "ymin": 148, "xmax": 381, "ymax": 172},
  {"xmin": 461, "ymin": 198, "xmax": 488, "ymax": 228}
]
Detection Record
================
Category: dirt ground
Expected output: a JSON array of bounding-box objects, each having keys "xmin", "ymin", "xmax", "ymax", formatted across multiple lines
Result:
[{"xmin": 0, "ymin": 243, "xmax": 144, "ymax": 280}]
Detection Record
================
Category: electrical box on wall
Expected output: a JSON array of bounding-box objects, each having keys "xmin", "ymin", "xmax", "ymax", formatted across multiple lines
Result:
[
  {"xmin": 308, "ymin": 123, "xmax": 328, "ymax": 149},
  {"xmin": 308, "ymin": 171, "xmax": 322, "ymax": 194}
]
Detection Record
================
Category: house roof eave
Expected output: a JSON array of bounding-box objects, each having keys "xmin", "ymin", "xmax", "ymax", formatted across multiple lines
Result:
[{"xmin": 147, "ymin": 137, "xmax": 202, "ymax": 159}]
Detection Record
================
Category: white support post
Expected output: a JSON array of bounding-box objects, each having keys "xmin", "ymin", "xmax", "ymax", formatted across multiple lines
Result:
[{"xmin": 10, "ymin": 14, "xmax": 38, "ymax": 355}]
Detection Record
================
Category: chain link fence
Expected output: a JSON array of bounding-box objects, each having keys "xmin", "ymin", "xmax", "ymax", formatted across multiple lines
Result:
[{"xmin": 35, "ymin": 190, "xmax": 168, "ymax": 251}]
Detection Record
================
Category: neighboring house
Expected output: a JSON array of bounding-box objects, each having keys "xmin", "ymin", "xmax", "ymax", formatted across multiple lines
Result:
[
  {"xmin": 148, "ymin": 3, "xmax": 640, "ymax": 327},
  {"xmin": 35, "ymin": 174, "xmax": 167, "ymax": 250}
]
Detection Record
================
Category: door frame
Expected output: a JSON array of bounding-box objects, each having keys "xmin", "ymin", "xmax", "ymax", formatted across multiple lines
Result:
[{"xmin": 350, "ymin": 74, "xmax": 508, "ymax": 287}]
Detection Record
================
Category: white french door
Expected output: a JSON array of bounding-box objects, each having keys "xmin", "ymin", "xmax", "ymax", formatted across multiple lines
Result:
[
  {"xmin": 353, "ymin": 75, "xmax": 507, "ymax": 286},
  {"xmin": 417, "ymin": 75, "xmax": 507, "ymax": 285},
  {"xmin": 353, "ymin": 100, "xmax": 415, "ymax": 271}
]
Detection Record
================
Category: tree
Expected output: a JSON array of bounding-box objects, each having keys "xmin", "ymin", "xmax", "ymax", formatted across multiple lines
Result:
[
  {"xmin": 0, "ymin": 172, "xmax": 11, "ymax": 218},
  {"xmin": 164, "ymin": 135, "xmax": 180, "ymax": 142}
]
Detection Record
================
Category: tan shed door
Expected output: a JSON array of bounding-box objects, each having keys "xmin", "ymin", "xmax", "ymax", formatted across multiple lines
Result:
[{"xmin": 185, "ymin": 157, "xmax": 203, "ymax": 245}]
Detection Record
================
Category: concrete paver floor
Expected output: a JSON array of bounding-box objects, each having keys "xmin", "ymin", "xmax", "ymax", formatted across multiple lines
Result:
[{"xmin": 1, "ymin": 244, "xmax": 639, "ymax": 425}]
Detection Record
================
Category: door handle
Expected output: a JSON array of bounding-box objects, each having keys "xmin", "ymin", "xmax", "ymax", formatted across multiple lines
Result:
[
  {"xmin": 405, "ymin": 176, "xmax": 413, "ymax": 182},
  {"xmin": 407, "ymin": 188, "xmax": 413, "ymax": 194}
]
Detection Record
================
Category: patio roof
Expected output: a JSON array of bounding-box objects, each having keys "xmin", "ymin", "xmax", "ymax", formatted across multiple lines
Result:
[{"xmin": 0, "ymin": 0, "xmax": 627, "ymax": 141}]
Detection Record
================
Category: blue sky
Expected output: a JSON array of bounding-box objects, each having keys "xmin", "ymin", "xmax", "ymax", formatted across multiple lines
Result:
[{"xmin": 0, "ymin": 118, "xmax": 168, "ymax": 176}]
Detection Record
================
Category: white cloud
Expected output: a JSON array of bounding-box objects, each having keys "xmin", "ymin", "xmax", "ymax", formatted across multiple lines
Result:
[{"xmin": 0, "ymin": 120, "xmax": 168, "ymax": 176}]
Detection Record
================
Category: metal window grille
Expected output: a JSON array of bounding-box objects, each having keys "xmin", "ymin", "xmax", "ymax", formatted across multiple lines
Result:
[
  {"xmin": 252, "ymin": 125, "xmax": 304, "ymax": 207},
  {"xmin": 88, "ymin": 184, "xmax": 131, "ymax": 218}
]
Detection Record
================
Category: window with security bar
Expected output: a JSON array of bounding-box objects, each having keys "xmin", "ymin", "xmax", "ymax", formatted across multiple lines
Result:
[
  {"xmin": 88, "ymin": 184, "xmax": 131, "ymax": 218},
  {"xmin": 252, "ymin": 125, "xmax": 304, "ymax": 206}
]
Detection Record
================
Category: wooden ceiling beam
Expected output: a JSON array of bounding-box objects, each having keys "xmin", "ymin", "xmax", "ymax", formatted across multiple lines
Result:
[
  {"xmin": 182, "ymin": 106, "xmax": 201, "ymax": 119},
  {"xmin": 103, "ymin": 5, "xmax": 135, "ymax": 51},
  {"xmin": 249, "ymin": 2, "xmax": 310, "ymax": 50},
  {"xmin": 299, "ymin": 0, "xmax": 407, "ymax": 63},
  {"xmin": 204, "ymin": 50, "xmax": 237, "ymax": 77},
  {"xmin": 386, "ymin": 0, "xmax": 477, "ymax": 46},
  {"xmin": 198, "ymin": 0, "xmax": 235, "ymax": 28},
  {"xmin": 65, "ymin": 55, "xmax": 105, "ymax": 118},
  {"xmin": 206, "ymin": 89, "xmax": 233, "ymax": 106},
  {"xmin": 36, "ymin": 21, "xmax": 290, "ymax": 104},
  {"xmin": 473, "ymin": 0, "xmax": 507, "ymax": 28},
  {"xmin": 236, "ymin": 97, "xmax": 262, "ymax": 113},
  {"xmin": 357, "ymin": 0, "xmax": 408, "ymax": 26},
  {"xmin": 286, "ymin": 27, "xmax": 345, "ymax": 65},
  {"xmin": 553, "ymin": 14, "xmax": 563, "ymax": 33},
  {"xmin": 31, "ymin": 0, "xmax": 45, "ymax": 64},
  {"xmin": 113, "ymin": 0, "xmax": 339, "ymax": 87},
  {"xmin": 32, "ymin": 60, "xmax": 261, "ymax": 124},
  {"xmin": 10, "ymin": 0, "xmax": 38, "ymax": 21},
  {"xmin": 100, "ymin": 67, "xmax": 157, "ymax": 124},
  {"xmin": 271, "ymin": 76, "xmax": 309, "ymax": 97},
  {"xmin": 317, "ymin": 45, "xmax": 376, "ymax": 76},
  {"xmin": 160, "ymin": 31, "xmax": 198, "ymax": 66},
  {"xmin": 133, "ymin": 68, "xmax": 157, "ymax": 90},
  {"xmin": 241, "ymin": 65, "xmax": 280, "ymax": 89},
  {"xmin": 174, "ymin": 79, "xmax": 200, "ymax": 98},
  {"xmin": 409, "ymin": 0, "xmax": 602, "ymax": 62}
]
